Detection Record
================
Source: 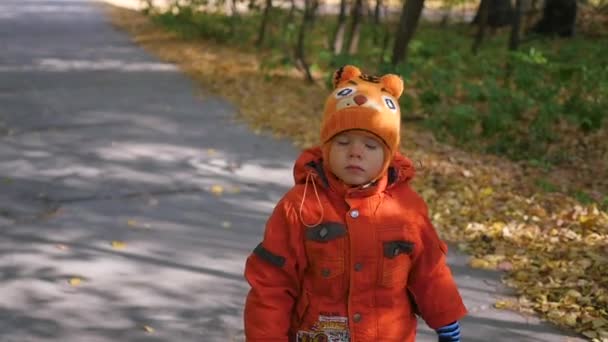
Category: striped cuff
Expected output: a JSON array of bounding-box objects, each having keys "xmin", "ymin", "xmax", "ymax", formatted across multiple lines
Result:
[{"xmin": 436, "ymin": 321, "xmax": 461, "ymax": 342}]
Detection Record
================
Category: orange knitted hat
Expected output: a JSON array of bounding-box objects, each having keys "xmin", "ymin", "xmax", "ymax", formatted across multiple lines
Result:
[{"xmin": 320, "ymin": 65, "xmax": 404, "ymax": 181}]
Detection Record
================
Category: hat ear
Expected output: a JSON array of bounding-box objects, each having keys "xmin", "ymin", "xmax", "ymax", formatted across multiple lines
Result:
[
  {"xmin": 380, "ymin": 74, "xmax": 404, "ymax": 98},
  {"xmin": 333, "ymin": 65, "xmax": 361, "ymax": 88}
]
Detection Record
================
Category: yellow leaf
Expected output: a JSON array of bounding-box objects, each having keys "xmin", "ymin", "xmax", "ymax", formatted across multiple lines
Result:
[
  {"xmin": 207, "ymin": 148, "xmax": 216, "ymax": 156},
  {"xmin": 222, "ymin": 221, "xmax": 232, "ymax": 229},
  {"xmin": 111, "ymin": 241, "xmax": 127, "ymax": 249},
  {"xmin": 68, "ymin": 277, "xmax": 82, "ymax": 286},
  {"xmin": 127, "ymin": 219, "xmax": 138, "ymax": 227},
  {"xmin": 480, "ymin": 187, "xmax": 494, "ymax": 197},
  {"xmin": 469, "ymin": 258, "xmax": 492, "ymax": 269},
  {"xmin": 494, "ymin": 300, "xmax": 512, "ymax": 309},
  {"xmin": 142, "ymin": 325, "xmax": 155, "ymax": 333},
  {"xmin": 562, "ymin": 312, "xmax": 578, "ymax": 327},
  {"xmin": 582, "ymin": 331, "xmax": 597, "ymax": 338},
  {"xmin": 592, "ymin": 318, "xmax": 608, "ymax": 329},
  {"xmin": 211, "ymin": 185, "xmax": 224, "ymax": 196},
  {"xmin": 514, "ymin": 271, "xmax": 529, "ymax": 281}
]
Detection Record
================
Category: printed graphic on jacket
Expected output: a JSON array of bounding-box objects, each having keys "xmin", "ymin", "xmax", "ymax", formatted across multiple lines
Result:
[{"xmin": 296, "ymin": 315, "xmax": 350, "ymax": 342}]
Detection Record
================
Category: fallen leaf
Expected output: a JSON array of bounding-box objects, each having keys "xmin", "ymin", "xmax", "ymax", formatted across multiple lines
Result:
[
  {"xmin": 469, "ymin": 257, "xmax": 493, "ymax": 269},
  {"xmin": 127, "ymin": 219, "xmax": 138, "ymax": 227},
  {"xmin": 461, "ymin": 169, "xmax": 473, "ymax": 178},
  {"xmin": 210, "ymin": 185, "xmax": 224, "ymax": 196},
  {"xmin": 55, "ymin": 244, "xmax": 69, "ymax": 251},
  {"xmin": 207, "ymin": 148, "xmax": 216, "ymax": 156},
  {"xmin": 142, "ymin": 325, "xmax": 155, "ymax": 333},
  {"xmin": 68, "ymin": 277, "xmax": 82, "ymax": 286},
  {"xmin": 494, "ymin": 300, "xmax": 509, "ymax": 309},
  {"xmin": 111, "ymin": 241, "xmax": 127, "ymax": 249},
  {"xmin": 222, "ymin": 221, "xmax": 232, "ymax": 229},
  {"xmin": 480, "ymin": 187, "xmax": 494, "ymax": 197},
  {"xmin": 582, "ymin": 330, "xmax": 597, "ymax": 338}
]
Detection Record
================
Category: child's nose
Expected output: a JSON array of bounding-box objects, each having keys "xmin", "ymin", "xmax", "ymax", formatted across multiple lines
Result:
[
  {"xmin": 349, "ymin": 143, "xmax": 364, "ymax": 157},
  {"xmin": 354, "ymin": 95, "xmax": 367, "ymax": 105}
]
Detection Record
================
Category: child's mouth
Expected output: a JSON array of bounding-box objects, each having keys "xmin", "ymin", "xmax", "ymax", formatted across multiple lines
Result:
[{"xmin": 346, "ymin": 165, "xmax": 364, "ymax": 172}]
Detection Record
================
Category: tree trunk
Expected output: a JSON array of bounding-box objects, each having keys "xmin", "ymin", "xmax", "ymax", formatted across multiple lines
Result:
[
  {"xmin": 374, "ymin": 0, "xmax": 382, "ymax": 24},
  {"xmin": 440, "ymin": 5, "xmax": 451, "ymax": 28},
  {"xmin": 530, "ymin": 0, "xmax": 577, "ymax": 36},
  {"xmin": 509, "ymin": 0, "xmax": 523, "ymax": 51},
  {"xmin": 506, "ymin": 0, "xmax": 524, "ymax": 78},
  {"xmin": 257, "ymin": 0, "xmax": 273, "ymax": 46},
  {"xmin": 332, "ymin": 0, "xmax": 349, "ymax": 54},
  {"xmin": 391, "ymin": 0, "xmax": 425, "ymax": 66},
  {"xmin": 471, "ymin": 0, "xmax": 489, "ymax": 55},
  {"xmin": 472, "ymin": 0, "xmax": 514, "ymax": 28},
  {"xmin": 287, "ymin": 0, "xmax": 296, "ymax": 22},
  {"xmin": 295, "ymin": 0, "xmax": 318, "ymax": 83},
  {"xmin": 372, "ymin": 0, "xmax": 383, "ymax": 44},
  {"xmin": 346, "ymin": 0, "xmax": 364, "ymax": 55},
  {"xmin": 523, "ymin": 0, "xmax": 539, "ymax": 32}
]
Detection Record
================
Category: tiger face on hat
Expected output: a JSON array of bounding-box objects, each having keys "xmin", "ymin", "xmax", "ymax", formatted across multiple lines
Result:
[{"xmin": 320, "ymin": 65, "xmax": 404, "ymax": 182}]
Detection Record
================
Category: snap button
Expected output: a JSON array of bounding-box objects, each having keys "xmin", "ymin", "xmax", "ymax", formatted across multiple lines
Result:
[
  {"xmin": 350, "ymin": 210, "xmax": 359, "ymax": 218},
  {"xmin": 319, "ymin": 227, "xmax": 328, "ymax": 238},
  {"xmin": 353, "ymin": 313, "xmax": 362, "ymax": 323},
  {"xmin": 321, "ymin": 268, "xmax": 331, "ymax": 278},
  {"xmin": 354, "ymin": 263, "xmax": 363, "ymax": 271}
]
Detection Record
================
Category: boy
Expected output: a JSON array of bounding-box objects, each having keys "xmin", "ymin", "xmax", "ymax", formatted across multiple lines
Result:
[{"xmin": 244, "ymin": 65, "xmax": 467, "ymax": 342}]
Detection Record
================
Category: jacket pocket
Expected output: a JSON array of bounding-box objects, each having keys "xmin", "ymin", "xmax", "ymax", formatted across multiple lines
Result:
[
  {"xmin": 304, "ymin": 222, "xmax": 347, "ymax": 297},
  {"xmin": 378, "ymin": 232, "xmax": 414, "ymax": 288}
]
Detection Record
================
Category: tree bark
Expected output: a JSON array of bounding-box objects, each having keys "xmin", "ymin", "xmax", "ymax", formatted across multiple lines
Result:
[
  {"xmin": 506, "ymin": 0, "xmax": 523, "ymax": 80},
  {"xmin": 530, "ymin": 0, "xmax": 577, "ymax": 36},
  {"xmin": 295, "ymin": 0, "xmax": 318, "ymax": 83},
  {"xmin": 472, "ymin": 0, "xmax": 514, "ymax": 28},
  {"xmin": 372, "ymin": 0, "xmax": 383, "ymax": 44},
  {"xmin": 509, "ymin": 0, "xmax": 523, "ymax": 51},
  {"xmin": 257, "ymin": 0, "xmax": 273, "ymax": 46},
  {"xmin": 471, "ymin": 0, "xmax": 489, "ymax": 55},
  {"xmin": 440, "ymin": 5, "xmax": 451, "ymax": 28},
  {"xmin": 391, "ymin": 0, "xmax": 425, "ymax": 66},
  {"xmin": 346, "ymin": 0, "xmax": 364, "ymax": 55},
  {"xmin": 287, "ymin": 0, "xmax": 296, "ymax": 22},
  {"xmin": 332, "ymin": 0, "xmax": 349, "ymax": 54}
]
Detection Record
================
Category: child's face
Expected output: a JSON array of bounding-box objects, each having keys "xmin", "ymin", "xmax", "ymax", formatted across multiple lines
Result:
[{"xmin": 328, "ymin": 130, "xmax": 385, "ymax": 186}]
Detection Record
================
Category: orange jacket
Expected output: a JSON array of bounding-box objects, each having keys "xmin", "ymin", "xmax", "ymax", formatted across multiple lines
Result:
[{"xmin": 244, "ymin": 147, "xmax": 467, "ymax": 342}]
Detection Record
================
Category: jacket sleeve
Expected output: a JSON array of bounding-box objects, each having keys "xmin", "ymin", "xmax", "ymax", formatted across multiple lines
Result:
[
  {"xmin": 407, "ymin": 206, "xmax": 467, "ymax": 330},
  {"xmin": 244, "ymin": 198, "xmax": 304, "ymax": 341}
]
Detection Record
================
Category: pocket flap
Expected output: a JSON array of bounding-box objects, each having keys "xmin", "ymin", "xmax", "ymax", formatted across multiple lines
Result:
[
  {"xmin": 305, "ymin": 222, "xmax": 346, "ymax": 242},
  {"xmin": 383, "ymin": 240, "xmax": 414, "ymax": 258}
]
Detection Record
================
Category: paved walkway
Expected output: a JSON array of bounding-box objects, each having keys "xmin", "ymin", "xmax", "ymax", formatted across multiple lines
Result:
[{"xmin": 0, "ymin": 0, "xmax": 584, "ymax": 341}]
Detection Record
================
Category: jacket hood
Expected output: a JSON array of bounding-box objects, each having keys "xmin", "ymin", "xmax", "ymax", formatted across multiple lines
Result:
[{"xmin": 293, "ymin": 146, "xmax": 415, "ymax": 188}]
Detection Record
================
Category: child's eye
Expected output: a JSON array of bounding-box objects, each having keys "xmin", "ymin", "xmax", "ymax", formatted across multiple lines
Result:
[
  {"xmin": 336, "ymin": 140, "xmax": 349, "ymax": 145},
  {"xmin": 365, "ymin": 144, "xmax": 378, "ymax": 150},
  {"xmin": 335, "ymin": 87, "xmax": 356, "ymax": 98},
  {"xmin": 382, "ymin": 95, "xmax": 398, "ymax": 112}
]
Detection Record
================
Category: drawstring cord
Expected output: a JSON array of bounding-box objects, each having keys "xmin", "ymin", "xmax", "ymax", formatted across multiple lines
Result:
[{"xmin": 299, "ymin": 172, "xmax": 324, "ymax": 227}]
